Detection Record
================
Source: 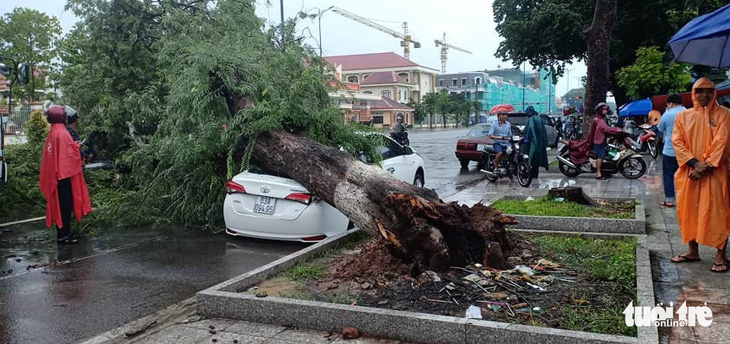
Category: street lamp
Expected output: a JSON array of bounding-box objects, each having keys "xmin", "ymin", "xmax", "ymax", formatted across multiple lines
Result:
[{"xmin": 318, "ymin": 6, "xmax": 334, "ymax": 57}]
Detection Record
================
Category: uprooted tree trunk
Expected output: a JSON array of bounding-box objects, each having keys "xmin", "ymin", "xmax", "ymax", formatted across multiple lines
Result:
[
  {"xmin": 548, "ymin": 186, "xmax": 598, "ymax": 206},
  {"xmin": 248, "ymin": 130, "xmax": 518, "ymax": 272}
]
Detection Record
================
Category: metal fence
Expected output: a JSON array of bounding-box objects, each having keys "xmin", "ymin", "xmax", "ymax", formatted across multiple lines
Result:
[{"xmin": 3, "ymin": 104, "xmax": 31, "ymax": 135}]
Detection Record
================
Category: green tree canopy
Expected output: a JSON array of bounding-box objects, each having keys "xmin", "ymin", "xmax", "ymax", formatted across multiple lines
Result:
[
  {"xmin": 492, "ymin": 0, "xmax": 726, "ymax": 105},
  {"xmin": 0, "ymin": 8, "xmax": 62, "ymax": 102},
  {"xmin": 616, "ymin": 46, "xmax": 691, "ymax": 100},
  {"xmin": 59, "ymin": 0, "xmax": 380, "ymax": 226}
]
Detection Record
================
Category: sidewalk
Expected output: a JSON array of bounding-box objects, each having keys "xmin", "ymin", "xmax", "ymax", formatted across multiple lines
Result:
[{"xmin": 87, "ymin": 157, "xmax": 727, "ymax": 344}]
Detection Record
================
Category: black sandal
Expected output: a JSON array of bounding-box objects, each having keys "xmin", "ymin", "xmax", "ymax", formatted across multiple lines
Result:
[
  {"xmin": 57, "ymin": 236, "xmax": 79, "ymax": 244},
  {"xmin": 671, "ymin": 254, "xmax": 701, "ymax": 263},
  {"xmin": 711, "ymin": 262, "xmax": 729, "ymax": 273}
]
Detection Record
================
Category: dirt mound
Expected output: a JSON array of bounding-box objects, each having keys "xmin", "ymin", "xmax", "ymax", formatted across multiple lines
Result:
[{"xmin": 327, "ymin": 240, "xmax": 414, "ymax": 281}]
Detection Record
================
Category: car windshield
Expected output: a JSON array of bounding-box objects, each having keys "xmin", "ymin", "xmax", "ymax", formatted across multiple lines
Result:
[{"xmin": 467, "ymin": 125, "xmax": 490, "ymax": 137}]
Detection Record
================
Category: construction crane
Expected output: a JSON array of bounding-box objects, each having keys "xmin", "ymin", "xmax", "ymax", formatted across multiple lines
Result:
[
  {"xmin": 330, "ymin": 7, "xmax": 421, "ymax": 60},
  {"xmin": 434, "ymin": 32, "xmax": 472, "ymax": 73}
]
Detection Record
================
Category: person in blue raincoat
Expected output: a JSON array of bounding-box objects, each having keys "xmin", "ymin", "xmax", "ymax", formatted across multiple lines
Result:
[{"xmin": 523, "ymin": 106, "xmax": 549, "ymax": 178}]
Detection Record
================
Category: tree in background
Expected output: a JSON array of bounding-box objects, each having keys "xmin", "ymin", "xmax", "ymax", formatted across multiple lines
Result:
[
  {"xmin": 437, "ymin": 90, "xmax": 452, "ymax": 128},
  {"xmin": 616, "ymin": 46, "xmax": 692, "ymax": 100},
  {"xmin": 0, "ymin": 8, "xmax": 62, "ymax": 102},
  {"xmin": 25, "ymin": 109, "xmax": 49, "ymax": 145},
  {"xmin": 493, "ymin": 0, "xmax": 727, "ymax": 113},
  {"xmin": 407, "ymin": 100, "xmax": 426, "ymax": 125},
  {"xmin": 422, "ymin": 92, "xmax": 438, "ymax": 130}
]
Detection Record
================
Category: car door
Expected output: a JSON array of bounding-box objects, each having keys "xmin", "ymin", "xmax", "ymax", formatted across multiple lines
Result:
[{"xmin": 379, "ymin": 137, "xmax": 416, "ymax": 183}]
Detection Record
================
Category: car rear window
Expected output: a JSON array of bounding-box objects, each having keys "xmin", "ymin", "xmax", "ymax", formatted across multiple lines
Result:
[
  {"xmin": 507, "ymin": 115, "xmax": 528, "ymax": 126},
  {"xmin": 467, "ymin": 125, "xmax": 490, "ymax": 137}
]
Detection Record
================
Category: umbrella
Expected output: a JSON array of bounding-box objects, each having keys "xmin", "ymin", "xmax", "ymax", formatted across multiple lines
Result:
[
  {"xmin": 618, "ymin": 98, "xmax": 652, "ymax": 117},
  {"xmin": 489, "ymin": 104, "xmax": 515, "ymax": 115},
  {"xmin": 668, "ymin": 3, "xmax": 730, "ymax": 67}
]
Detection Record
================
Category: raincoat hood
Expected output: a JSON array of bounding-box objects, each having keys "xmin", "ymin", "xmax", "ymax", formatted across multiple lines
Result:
[
  {"xmin": 692, "ymin": 77, "xmax": 718, "ymax": 112},
  {"xmin": 525, "ymin": 106, "xmax": 538, "ymax": 117}
]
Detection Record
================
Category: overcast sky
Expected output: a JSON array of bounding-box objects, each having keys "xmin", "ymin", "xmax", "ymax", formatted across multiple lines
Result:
[{"xmin": 1, "ymin": 0, "xmax": 587, "ymax": 97}]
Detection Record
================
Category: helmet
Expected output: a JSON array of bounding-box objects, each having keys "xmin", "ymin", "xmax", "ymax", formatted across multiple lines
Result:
[
  {"xmin": 46, "ymin": 105, "xmax": 66, "ymax": 124},
  {"xmin": 65, "ymin": 105, "xmax": 79, "ymax": 124},
  {"xmin": 594, "ymin": 102, "xmax": 608, "ymax": 111}
]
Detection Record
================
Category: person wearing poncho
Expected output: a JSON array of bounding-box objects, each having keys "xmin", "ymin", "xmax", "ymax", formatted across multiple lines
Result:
[
  {"xmin": 670, "ymin": 77, "xmax": 730, "ymax": 273},
  {"xmin": 39, "ymin": 105, "xmax": 93, "ymax": 243},
  {"xmin": 523, "ymin": 106, "xmax": 549, "ymax": 178}
]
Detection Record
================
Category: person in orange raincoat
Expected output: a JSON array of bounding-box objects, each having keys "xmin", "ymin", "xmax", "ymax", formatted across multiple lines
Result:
[
  {"xmin": 39, "ymin": 105, "xmax": 93, "ymax": 244},
  {"xmin": 670, "ymin": 78, "xmax": 730, "ymax": 273}
]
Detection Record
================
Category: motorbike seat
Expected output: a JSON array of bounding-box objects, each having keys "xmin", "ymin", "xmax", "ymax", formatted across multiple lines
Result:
[{"xmin": 483, "ymin": 145, "xmax": 496, "ymax": 154}]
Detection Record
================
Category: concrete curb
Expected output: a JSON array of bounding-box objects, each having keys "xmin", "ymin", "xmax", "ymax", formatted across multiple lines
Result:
[
  {"xmin": 197, "ymin": 230, "xmax": 657, "ymax": 344},
  {"xmin": 492, "ymin": 196, "xmax": 646, "ymax": 234}
]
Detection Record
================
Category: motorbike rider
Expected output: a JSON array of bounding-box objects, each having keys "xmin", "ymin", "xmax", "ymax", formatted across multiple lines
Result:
[
  {"xmin": 392, "ymin": 114, "xmax": 408, "ymax": 144},
  {"xmin": 592, "ymin": 103, "xmax": 612, "ymax": 180},
  {"xmin": 488, "ymin": 112, "xmax": 512, "ymax": 174}
]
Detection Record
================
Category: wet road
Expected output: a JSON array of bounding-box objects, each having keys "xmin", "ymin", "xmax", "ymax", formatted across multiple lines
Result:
[
  {"xmin": 408, "ymin": 127, "xmax": 485, "ymax": 198},
  {"xmin": 0, "ymin": 128, "xmax": 477, "ymax": 343}
]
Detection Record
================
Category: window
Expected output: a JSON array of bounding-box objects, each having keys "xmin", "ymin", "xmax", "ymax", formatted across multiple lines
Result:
[
  {"xmin": 398, "ymin": 90, "xmax": 402, "ymax": 100},
  {"xmin": 372, "ymin": 115, "xmax": 384, "ymax": 124},
  {"xmin": 461, "ymin": 78, "xmax": 467, "ymax": 86},
  {"xmin": 403, "ymin": 90, "xmax": 408, "ymax": 100},
  {"xmin": 452, "ymin": 79, "xmax": 458, "ymax": 86},
  {"xmin": 475, "ymin": 77, "xmax": 482, "ymax": 85},
  {"xmin": 382, "ymin": 90, "xmax": 391, "ymax": 98},
  {"xmin": 438, "ymin": 79, "xmax": 444, "ymax": 87},
  {"xmin": 398, "ymin": 72, "xmax": 409, "ymax": 83},
  {"xmin": 363, "ymin": 91, "xmax": 372, "ymax": 94},
  {"xmin": 377, "ymin": 139, "xmax": 404, "ymax": 160},
  {"xmin": 347, "ymin": 75, "xmax": 359, "ymax": 83}
]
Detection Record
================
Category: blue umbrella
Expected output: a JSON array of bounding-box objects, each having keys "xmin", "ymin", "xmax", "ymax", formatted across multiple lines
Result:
[
  {"xmin": 618, "ymin": 99, "xmax": 653, "ymax": 117},
  {"xmin": 668, "ymin": 3, "xmax": 730, "ymax": 68}
]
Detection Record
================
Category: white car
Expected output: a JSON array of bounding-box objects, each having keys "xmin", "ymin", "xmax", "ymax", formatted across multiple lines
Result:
[{"xmin": 224, "ymin": 134, "xmax": 425, "ymax": 242}]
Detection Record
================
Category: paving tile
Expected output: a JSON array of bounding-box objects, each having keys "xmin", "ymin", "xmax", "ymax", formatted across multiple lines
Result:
[
  {"xmin": 199, "ymin": 332, "xmax": 267, "ymax": 344},
  {"xmin": 331, "ymin": 337, "xmax": 401, "ymax": 344},
  {"xmin": 665, "ymin": 324, "xmax": 697, "ymax": 344},
  {"xmin": 224, "ymin": 322, "xmax": 287, "ymax": 338},
  {"xmin": 183, "ymin": 318, "xmax": 238, "ymax": 331},
  {"xmin": 134, "ymin": 325, "xmax": 214, "ymax": 344},
  {"xmin": 270, "ymin": 328, "xmax": 340, "ymax": 343}
]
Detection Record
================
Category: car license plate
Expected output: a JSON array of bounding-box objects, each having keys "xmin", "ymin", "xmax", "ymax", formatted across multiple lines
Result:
[{"xmin": 253, "ymin": 196, "xmax": 276, "ymax": 215}]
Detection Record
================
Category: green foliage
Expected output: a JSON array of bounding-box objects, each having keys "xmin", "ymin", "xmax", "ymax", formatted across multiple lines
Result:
[
  {"xmin": 59, "ymin": 0, "xmax": 381, "ymax": 227},
  {"xmin": 532, "ymin": 236, "xmax": 637, "ymax": 288},
  {"xmin": 25, "ymin": 110, "xmax": 49, "ymax": 145},
  {"xmin": 0, "ymin": 8, "xmax": 62, "ymax": 102},
  {"xmin": 0, "ymin": 144, "xmax": 45, "ymax": 222},
  {"xmin": 616, "ymin": 46, "xmax": 692, "ymax": 99},
  {"xmin": 560, "ymin": 303, "xmax": 637, "ymax": 336},
  {"xmin": 490, "ymin": 196, "xmax": 635, "ymax": 219},
  {"xmin": 288, "ymin": 265, "xmax": 325, "ymax": 282},
  {"xmin": 408, "ymin": 101, "xmax": 426, "ymax": 124}
]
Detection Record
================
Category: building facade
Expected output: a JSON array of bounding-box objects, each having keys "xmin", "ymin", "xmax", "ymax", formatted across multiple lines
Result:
[
  {"xmin": 325, "ymin": 52, "xmax": 438, "ymax": 103},
  {"xmin": 436, "ymin": 69, "xmax": 557, "ymax": 115}
]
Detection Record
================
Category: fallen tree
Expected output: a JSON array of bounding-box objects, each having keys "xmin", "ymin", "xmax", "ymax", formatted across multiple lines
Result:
[{"xmin": 234, "ymin": 113, "xmax": 518, "ymax": 272}]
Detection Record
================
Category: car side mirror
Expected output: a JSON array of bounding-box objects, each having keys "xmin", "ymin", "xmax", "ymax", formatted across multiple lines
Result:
[{"xmin": 404, "ymin": 146, "xmax": 414, "ymax": 155}]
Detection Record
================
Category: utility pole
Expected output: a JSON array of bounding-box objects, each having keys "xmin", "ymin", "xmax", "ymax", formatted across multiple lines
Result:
[
  {"xmin": 522, "ymin": 62, "xmax": 526, "ymax": 111},
  {"xmin": 280, "ymin": 0, "xmax": 285, "ymax": 40},
  {"xmin": 318, "ymin": 6, "xmax": 335, "ymax": 57},
  {"xmin": 547, "ymin": 70, "xmax": 552, "ymax": 114}
]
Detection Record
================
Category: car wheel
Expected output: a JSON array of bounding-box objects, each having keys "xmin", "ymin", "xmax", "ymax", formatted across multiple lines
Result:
[
  {"xmin": 459, "ymin": 159, "xmax": 469, "ymax": 169},
  {"xmin": 413, "ymin": 172, "xmax": 425, "ymax": 188}
]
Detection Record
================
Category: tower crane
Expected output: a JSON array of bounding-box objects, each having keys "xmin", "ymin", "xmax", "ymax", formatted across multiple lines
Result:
[
  {"xmin": 434, "ymin": 32, "xmax": 472, "ymax": 73},
  {"xmin": 330, "ymin": 7, "xmax": 421, "ymax": 60}
]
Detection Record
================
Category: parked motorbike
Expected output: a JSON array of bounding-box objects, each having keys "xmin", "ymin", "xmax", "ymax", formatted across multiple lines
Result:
[
  {"xmin": 390, "ymin": 131, "xmax": 409, "ymax": 146},
  {"xmin": 479, "ymin": 136, "xmax": 532, "ymax": 187},
  {"xmin": 627, "ymin": 123, "xmax": 658, "ymax": 159},
  {"xmin": 556, "ymin": 131, "xmax": 647, "ymax": 179}
]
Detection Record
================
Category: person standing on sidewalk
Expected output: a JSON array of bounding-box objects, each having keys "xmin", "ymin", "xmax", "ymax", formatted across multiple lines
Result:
[
  {"xmin": 39, "ymin": 105, "xmax": 93, "ymax": 244},
  {"xmin": 592, "ymin": 103, "xmax": 612, "ymax": 180},
  {"xmin": 656, "ymin": 94, "xmax": 686, "ymax": 207},
  {"xmin": 523, "ymin": 106, "xmax": 549, "ymax": 178},
  {"xmin": 670, "ymin": 78, "xmax": 730, "ymax": 273}
]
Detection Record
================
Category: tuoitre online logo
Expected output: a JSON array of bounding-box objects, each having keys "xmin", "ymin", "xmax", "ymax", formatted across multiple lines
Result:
[{"xmin": 623, "ymin": 301, "xmax": 713, "ymax": 327}]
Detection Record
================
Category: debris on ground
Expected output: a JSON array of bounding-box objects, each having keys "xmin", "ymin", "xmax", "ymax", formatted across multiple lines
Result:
[{"xmin": 342, "ymin": 327, "xmax": 360, "ymax": 339}]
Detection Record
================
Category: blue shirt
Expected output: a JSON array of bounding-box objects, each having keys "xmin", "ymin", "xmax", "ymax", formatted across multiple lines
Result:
[
  {"xmin": 657, "ymin": 106, "xmax": 685, "ymax": 157},
  {"xmin": 488, "ymin": 121, "xmax": 511, "ymax": 145}
]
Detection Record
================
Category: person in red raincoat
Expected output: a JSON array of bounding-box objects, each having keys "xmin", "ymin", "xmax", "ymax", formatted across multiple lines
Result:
[{"xmin": 39, "ymin": 105, "xmax": 93, "ymax": 243}]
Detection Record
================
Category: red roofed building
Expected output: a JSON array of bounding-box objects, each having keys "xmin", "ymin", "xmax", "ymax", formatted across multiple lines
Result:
[{"xmin": 324, "ymin": 52, "xmax": 438, "ymax": 104}]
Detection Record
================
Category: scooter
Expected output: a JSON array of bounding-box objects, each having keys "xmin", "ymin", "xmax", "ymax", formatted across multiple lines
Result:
[
  {"xmin": 631, "ymin": 123, "xmax": 658, "ymax": 159},
  {"xmin": 479, "ymin": 136, "xmax": 532, "ymax": 187},
  {"xmin": 390, "ymin": 131, "xmax": 409, "ymax": 146},
  {"xmin": 556, "ymin": 131, "xmax": 647, "ymax": 179}
]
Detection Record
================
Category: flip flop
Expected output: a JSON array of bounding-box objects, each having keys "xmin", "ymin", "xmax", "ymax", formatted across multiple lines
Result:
[
  {"xmin": 711, "ymin": 262, "xmax": 729, "ymax": 273},
  {"xmin": 660, "ymin": 202, "xmax": 675, "ymax": 208},
  {"xmin": 671, "ymin": 255, "xmax": 701, "ymax": 263},
  {"xmin": 57, "ymin": 237, "xmax": 79, "ymax": 244}
]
